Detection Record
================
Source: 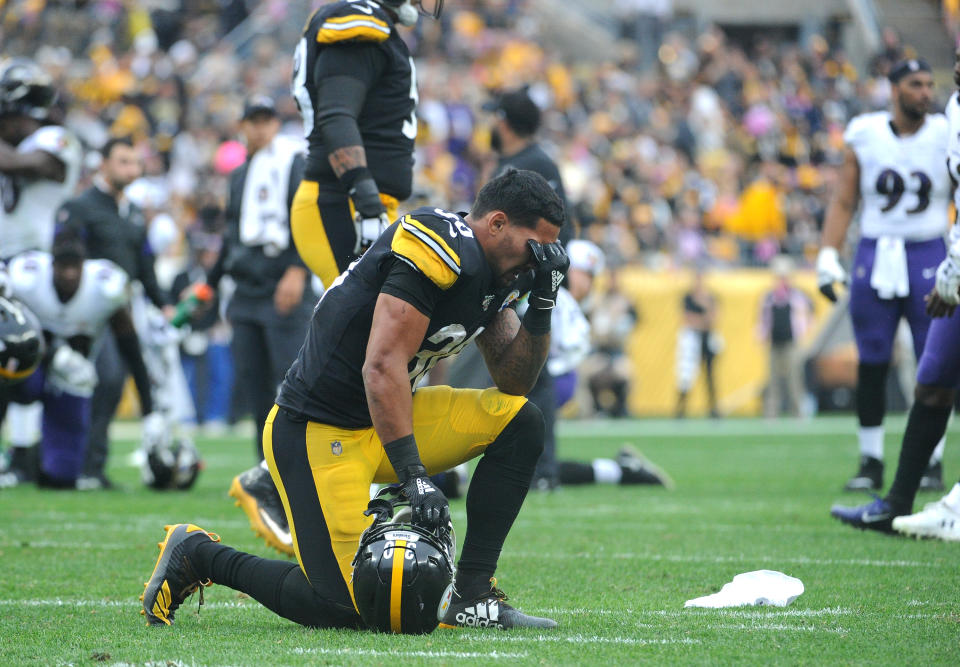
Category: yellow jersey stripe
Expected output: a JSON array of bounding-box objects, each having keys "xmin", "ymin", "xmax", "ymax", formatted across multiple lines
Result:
[
  {"xmin": 324, "ymin": 13, "xmax": 389, "ymax": 28},
  {"xmin": 389, "ymin": 539, "xmax": 407, "ymax": 633},
  {"xmin": 391, "ymin": 225, "xmax": 459, "ymax": 290},
  {"xmin": 402, "ymin": 216, "xmax": 462, "ymax": 271},
  {"xmin": 317, "ymin": 25, "xmax": 390, "ymax": 43}
]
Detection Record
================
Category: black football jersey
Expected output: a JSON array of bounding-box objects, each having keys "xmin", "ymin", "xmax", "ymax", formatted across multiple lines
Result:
[
  {"xmin": 292, "ymin": 0, "xmax": 416, "ymax": 199},
  {"xmin": 277, "ymin": 206, "xmax": 534, "ymax": 427}
]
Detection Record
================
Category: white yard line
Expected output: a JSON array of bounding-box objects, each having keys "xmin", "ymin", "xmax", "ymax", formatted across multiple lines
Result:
[
  {"xmin": 509, "ymin": 551, "xmax": 939, "ymax": 568},
  {"xmin": 456, "ymin": 634, "xmax": 700, "ymax": 646},
  {"xmin": 546, "ymin": 607, "xmax": 854, "ymax": 618},
  {"xmin": 291, "ymin": 647, "xmax": 528, "ymax": 659}
]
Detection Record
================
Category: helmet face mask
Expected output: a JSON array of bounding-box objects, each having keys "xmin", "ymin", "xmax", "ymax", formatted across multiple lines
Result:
[{"xmin": 351, "ymin": 489, "xmax": 455, "ymax": 634}]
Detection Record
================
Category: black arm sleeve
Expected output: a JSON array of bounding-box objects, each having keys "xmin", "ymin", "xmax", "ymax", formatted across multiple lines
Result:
[
  {"xmin": 380, "ymin": 257, "xmax": 443, "ymax": 318},
  {"xmin": 114, "ymin": 327, "xmax": 154, "ymax": 415},
  {"xmin": 313, "ymin": 44, "xmax": 386, "ymax": 154}
]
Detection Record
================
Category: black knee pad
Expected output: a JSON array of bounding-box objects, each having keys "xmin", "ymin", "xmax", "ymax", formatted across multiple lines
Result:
[
  {"xmin": 484, "ymin": 401, "xmax": 544, "ymax": 465},
  {"xmin": 857, "ymin": 362, "xmax": 889, "ymax": 427}
]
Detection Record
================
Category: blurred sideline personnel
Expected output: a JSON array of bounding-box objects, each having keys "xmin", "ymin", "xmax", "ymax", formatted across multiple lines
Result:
[
  {"xmin": 674, "ymin": 268, "xmax": 720, "ymax": 418},
  {"xmin": 548, "ymin": 240, "xmax": 673, "ymax": 489},
  {"xmin": 444, "ymin": 87, "xmax": 573, "ymax": 489},
  {"xmin": 0, "ymin": 232, "xmax": 160, "ymax": 488},
  {"xmin": 140, "ymin": 170, "xmax": 565, "ymax": 631},
  {"xmin": 57, "ymin": 137, "xmax": 172, "ymax": 490},
  {"xmin": 231, "ymin": 0, "xmax": 442, "ymax": 556},
  {"xmin": 485, "ymin": 87, "xmax": 572, "ymax": 245},
  {"xmin": 202, "ymin": 96, "xmax": 310, "ymax": 461},
  {"xmin": 0, "ymin": 57, "xmax": 82, "ymax": 485},
  {"xmin": 289, "ymin": 0, "xmax": 442, "ymax": 286},
  {"xmin": 817, "ymin": 58, "xmax": 949, "ymax": 492},
  {"xmin": 829, "ymin": 48, "xmax": 960, "ymax": 542}
]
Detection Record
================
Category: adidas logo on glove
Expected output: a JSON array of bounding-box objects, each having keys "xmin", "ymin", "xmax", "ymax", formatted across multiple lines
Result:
[{"xmin": 416, "ymin": 478, "xmax": 435, "ymax": 494}]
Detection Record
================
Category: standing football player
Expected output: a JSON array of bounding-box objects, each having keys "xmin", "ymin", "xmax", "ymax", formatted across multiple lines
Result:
[
  {"xmin": 0, "ymin": 57, "xmax": 82, "ymax": 485},
  {"xmin": 0, "ymin": 231, "xmax": 160, "ymax": 488},
  {"xmin": 230, "ymin": 0, "xmax": 443, "ymax": 556},
  {"xmin": 140, "ymin": 169, "xmax": 563, "ymax": 631},
  {"xmin": 830, "ymin": 47, "xmax": 960, "ymax": 541},
  {"xmin": 817, "ymin": 58, "xmax": 951, "ymax": 492}
]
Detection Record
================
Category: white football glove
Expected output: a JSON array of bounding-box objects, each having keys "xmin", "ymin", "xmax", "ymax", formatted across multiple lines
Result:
[
  {"xmin": 48, "ymin": 345, "xmax": 98, "ymax": 397},
  {"xmin": 353, "ymin": 213, "xmax": 390, "ymax": 255},
  {"xmin": 934, "ymin": 251, "xmax": 960, "ymax": 306},
  {"xmin": 816, "ymin": 246, "xmax": 847, "ymax": 302},
  {"xmin": 141, "ymin": 411, "xmax": 170, "ymax": 453},
  {"xmin": 0, "ymin": 261, "xmax": 11, "ymax": 299}
]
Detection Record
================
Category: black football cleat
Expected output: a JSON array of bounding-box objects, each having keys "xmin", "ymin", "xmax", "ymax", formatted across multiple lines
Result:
[
  {"xmin": 229, "ymin": 464, "xmax": 293, "ymax": 556},
  {"xmin": 140, "ymin": 524, "xmax": 220, "ymax": 626},
  {"xmin": 829, "ymin": 496, "xmax": 902, "ymax": 533},
  {"xmin": 843, "ymin": 455, "xmax": 883, "ymax": 492},
  {"xmin": 437, "ymin": 578, "xmax": 557, "ymax": 630},
  {"xmin": 919, "ymin": 462, "xmax": 944, "ymax": 492}
]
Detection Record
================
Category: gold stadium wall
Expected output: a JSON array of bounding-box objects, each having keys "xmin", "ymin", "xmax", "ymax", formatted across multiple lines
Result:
[{"xmin": 616, "ymin": 267, "xmax": 832, "ymax": 417}]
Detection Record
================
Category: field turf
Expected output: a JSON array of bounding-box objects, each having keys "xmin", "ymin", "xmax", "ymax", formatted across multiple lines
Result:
[{"xmin": 2, "ymin": 415, "xmax": 959, "ymax": 665}]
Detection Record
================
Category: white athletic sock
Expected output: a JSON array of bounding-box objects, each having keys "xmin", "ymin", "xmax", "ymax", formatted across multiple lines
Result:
[
  {"xmin": 858, "ymin": 425, "xmax": 884, "ymax": 460},
  {"xmin": 7, "ymin": 402, "xmax": 42, "ymax": 447},
  {"xmin": 592, "ymin": 458, "xmax": 622, "ymax": 484},
  {"xmin": 259, "ymin": 459, "xmax": 270, "ymax": 472},
  {"xmin": 929, "ymin": 436, "xmax": 945, "ymax": 464},
  {"xmin": 943, "ymin": 483, "xmax": 960, "ymax": 512}
]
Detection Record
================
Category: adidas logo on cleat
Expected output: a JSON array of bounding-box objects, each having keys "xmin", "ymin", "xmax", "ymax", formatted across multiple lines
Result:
[{"xmin": 455, "ymin": 602, "xmax": 500, "ymax": 628}]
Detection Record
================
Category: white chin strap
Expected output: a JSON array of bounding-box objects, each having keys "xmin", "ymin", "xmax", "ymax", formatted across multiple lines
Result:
[{"xmin": 396, "ymin": 2, "xmax": 419, "ymax": 26}]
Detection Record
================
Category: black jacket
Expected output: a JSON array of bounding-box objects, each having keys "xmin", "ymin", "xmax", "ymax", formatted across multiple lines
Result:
[{"xmin": 57, "ymin": 185, "xmax": 169, "ymax": 308}]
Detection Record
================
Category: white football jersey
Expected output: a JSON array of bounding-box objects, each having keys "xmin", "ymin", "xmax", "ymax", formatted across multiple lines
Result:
[
  {"xmin": 8, "ymin": 251, "xmax": 128, "ymax": 350},
  {"xmin": 546, "ymin": 287, "xmax": 591, "ymax": 377},
  {"xmin": 945, "ymin": 92, "xmax": 960, "ymax": 220},
  {"xmin": 0, "ymin": 125, "xmax": 83, "ymax": 257},
  {"xmin": 845, "ymin": 111, "xmax": 950, "ymax": 241}
]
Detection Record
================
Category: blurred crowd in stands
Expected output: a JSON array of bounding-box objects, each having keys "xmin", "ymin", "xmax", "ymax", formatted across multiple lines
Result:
[
  {"xmin": 2, "ymin": 0, "xmax": 940, "ymax": 273},
  {"xmin": 0, "ymin": 0, "xmax": 947, "ymax": 421}
]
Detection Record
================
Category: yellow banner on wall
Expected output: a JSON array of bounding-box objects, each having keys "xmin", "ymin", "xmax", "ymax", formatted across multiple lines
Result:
[{"xmin": 616, "ymin": 267, "xmax": 832, "ymax": 416}]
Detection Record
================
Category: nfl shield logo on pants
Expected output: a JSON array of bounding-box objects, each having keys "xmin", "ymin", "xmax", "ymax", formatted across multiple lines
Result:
[{"xmin": 331, "ymin": 441, "xmax": 342, "ymax": 456}]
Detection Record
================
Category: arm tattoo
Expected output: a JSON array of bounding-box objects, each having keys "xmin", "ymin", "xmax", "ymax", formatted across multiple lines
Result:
[
  {"xmin": 328, "ymin": 145, "xmax": 367, "ymax": 178},
  {"xmin": 476, "ymin": 309, "xmax": 549, "ymax": 396}
]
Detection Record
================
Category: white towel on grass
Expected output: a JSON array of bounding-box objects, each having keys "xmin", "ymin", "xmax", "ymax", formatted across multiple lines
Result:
[{"xmin": 684, "ymin": 570, "xmax": 804, "ymax": 608}]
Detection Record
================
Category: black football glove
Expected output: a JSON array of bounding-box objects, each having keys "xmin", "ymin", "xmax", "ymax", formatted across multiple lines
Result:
[
  {"xmin": 399, "ymin": 464, "xmax": 450, "ymax": 532},
  {"xmin": 527, "ymin": 240, "xmax": 570, "ymax": 310},
  {"xmin": 349, "ymin": 176, "xmax": 389, "ymax": 254}
]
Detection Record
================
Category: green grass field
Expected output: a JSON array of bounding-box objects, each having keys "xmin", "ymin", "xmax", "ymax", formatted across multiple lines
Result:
[{"xmin": 2, "ymin": 415, "xmax": 959, "ymax": 665}]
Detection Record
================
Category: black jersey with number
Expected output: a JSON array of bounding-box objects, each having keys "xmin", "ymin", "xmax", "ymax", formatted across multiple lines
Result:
[
  {"xmin": 292, "ymin": 0, "xmax": 415, "ymax": 199},
  {"xmin": 277, "ymin": 207, "xmax": 533, "ymax": 427}
]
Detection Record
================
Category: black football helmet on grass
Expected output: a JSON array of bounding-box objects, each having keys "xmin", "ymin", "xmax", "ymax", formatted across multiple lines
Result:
[
  {"xmin": 352, "ymin": 486, "xmax": 455, "ymax": 634},
  {"xmin": 0, "ymin": 295, "xmax": 44, "ymax": 385}
]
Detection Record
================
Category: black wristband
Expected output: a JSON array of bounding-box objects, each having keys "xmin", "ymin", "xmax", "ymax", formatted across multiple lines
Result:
[
  {"xmin": 382, "ymin": 434, "xmax": 424, "ymax": 483},
  {"xmin": 522, "ymin": 306, "xmax": 552, "ymax": 336},
  {"xmin": 340, "ymin": 166, "xmax": 374, "ymax": 192}
]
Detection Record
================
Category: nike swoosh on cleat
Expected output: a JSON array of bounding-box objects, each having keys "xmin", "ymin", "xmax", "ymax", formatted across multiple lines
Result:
[
  {"xmin": 258, "ymin": 510, "xmax": 293, "ymax": 545},
  {"xmin": 861, "ymin": 511, "xmax": 891, "ymax": 523}
]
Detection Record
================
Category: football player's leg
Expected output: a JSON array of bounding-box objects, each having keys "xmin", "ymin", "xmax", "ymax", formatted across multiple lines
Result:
[
  {"xmin": 885, "ymin": 314, "xmax": 960, "ymax": 513},
  {"xmin": 848, "ymin": 246, "xmax": 902, "ymax": 488},
  {"xmin": 83, "ymin": 331, "xmax": 126, "ymax": 481},
  {"xmin": 291, "ymin": 181, "xmax": 398, "ymax": 289},
  {"xmin": 395, "ymin": 387, "xmax": 539, "ymax": 593},
  {"xmin": 526, "ymin": 370, "xmax": 557, "ymax": 489},
  {"xmin": 230, "ymin": 319, "xmax": 270, "ymax": 459},
  {"xmin": 2, "ymin": 401, "xmax": 41, "ymax": 484},
  {"xmin": 902, "ymin": 239, "xmax": 948, "ymax": 477},
  {"xmin": 190, "ymin": 406, "xmax": 368, "ymax": 629},
  {"xmin": 35, "ymin": 370, "xmax": 90, "ymax": 487}
]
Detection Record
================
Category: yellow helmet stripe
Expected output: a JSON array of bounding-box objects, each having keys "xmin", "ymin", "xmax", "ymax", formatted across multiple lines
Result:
[
  {"xmin": 0, "ymin": 364, "xmax": 36, "ymax": 380},
  {"xmin": 389, "ymin": 539, "xmax": 407, "ymax": 633}
]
